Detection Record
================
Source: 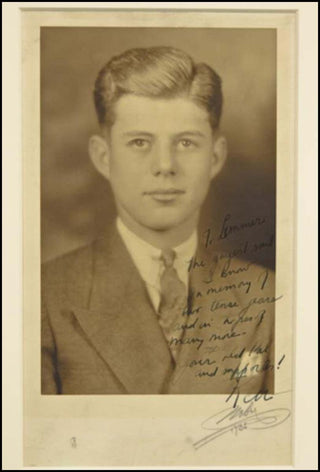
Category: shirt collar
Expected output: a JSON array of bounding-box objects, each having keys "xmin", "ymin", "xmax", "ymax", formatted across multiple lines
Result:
[
  {"xmin": 116, "ymin": 217, "xmax": 197, "ymax": 288},
  {"xmin": 174, "ymin": 229, "xmax": 198, "ymax": 265}
]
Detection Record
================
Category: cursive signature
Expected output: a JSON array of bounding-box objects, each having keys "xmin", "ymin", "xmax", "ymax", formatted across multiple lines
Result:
[{"xmin": 193, "ymin": 395, "xmax": 290, "ymax": 450}]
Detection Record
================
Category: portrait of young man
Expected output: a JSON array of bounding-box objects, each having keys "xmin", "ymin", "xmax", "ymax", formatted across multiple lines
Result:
[{"xmin": 41, "ymin": 39, "xmax": 276, "ymax": 395}]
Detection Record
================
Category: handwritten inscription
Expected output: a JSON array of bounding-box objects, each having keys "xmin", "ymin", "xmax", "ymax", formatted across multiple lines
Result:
[
  {"xmin": 203, "ymin": 213, "xmax": 267, "ymax": 247},
  {"xmin": 193, "ymin": 392, "xmax": 290, "ymax": 449},
  {"xmin": 170, "ymin": 216, "xmax": 280, "ymax": 392}
]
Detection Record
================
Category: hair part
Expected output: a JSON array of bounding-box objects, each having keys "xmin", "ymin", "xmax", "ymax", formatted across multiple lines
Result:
[{"xmin": 94, "ymin": 46, "xmax": 223, "ymax": 130}]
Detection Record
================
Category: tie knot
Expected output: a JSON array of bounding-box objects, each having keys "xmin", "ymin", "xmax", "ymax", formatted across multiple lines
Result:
[{"xmin": 161, "ymin": 248, "xmax": 176, "ymax": 268}]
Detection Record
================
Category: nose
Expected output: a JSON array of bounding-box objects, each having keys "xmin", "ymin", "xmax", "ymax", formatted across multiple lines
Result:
[{"xmin": 150, "ymin": 141, "xmax": 177, "ymax": 176}]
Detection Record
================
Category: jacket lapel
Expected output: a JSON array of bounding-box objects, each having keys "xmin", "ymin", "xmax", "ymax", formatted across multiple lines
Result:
[{"xmin": 71, "ymin": 224, "xmax": 174, "ymax": 394}]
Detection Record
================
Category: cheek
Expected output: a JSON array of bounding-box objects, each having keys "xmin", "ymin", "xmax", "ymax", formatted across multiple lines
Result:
[
  {"xmin": 184, "ymin": 160, "xmax": 213, "ymax": 203},
  {"xmin": 186, "ymin": 157, "xmax": 213, "ymax": 185},
  {"xmin": 109, "ymin": 150, "xmax": 139, "ymax": 182}
]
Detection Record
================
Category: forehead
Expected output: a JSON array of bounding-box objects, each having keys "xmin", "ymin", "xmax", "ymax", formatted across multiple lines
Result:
[{"xmin": 112, "ymin": 94, "xmax": 211, "ymax": 135}]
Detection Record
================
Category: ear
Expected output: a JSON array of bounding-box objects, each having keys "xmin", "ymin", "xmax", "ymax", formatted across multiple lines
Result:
[
  {"xmin": 210, "ymin": 135, "xmax": 227, "ymax": 179},
  {"xmin": 88, "ymin": 134, "xmax": 111, "ymax": 180}
]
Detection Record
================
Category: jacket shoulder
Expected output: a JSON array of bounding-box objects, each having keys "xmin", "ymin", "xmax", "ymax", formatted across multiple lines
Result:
[
  {"xmin": 42, "ymin": 243, "xmax": 94, "ymax": 279},
  {"xmin": 41, "ymin": 243, "xmax": 95, "ymax": 306},
  {"xmin": 231, "ymin": 258, "xmax": 275, "ymax": 301},
  {"xmin": 214, "ymin": 255, "xmax": 275, "ymax": 297}
]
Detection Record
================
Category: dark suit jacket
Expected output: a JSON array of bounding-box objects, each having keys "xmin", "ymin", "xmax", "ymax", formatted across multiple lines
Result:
[{"xmin": 42, "ymin": 223, "xmax": 275, "ymax": 395}]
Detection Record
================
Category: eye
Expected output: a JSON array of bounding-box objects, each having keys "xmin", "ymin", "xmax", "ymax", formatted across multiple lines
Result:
[
  {"xmin": 177, "ymin": 139, "xmax": 197, "ymax": 150},
  {"xmin": 128, "ymin": 138, "xmax": 151, "ymax": 150}
]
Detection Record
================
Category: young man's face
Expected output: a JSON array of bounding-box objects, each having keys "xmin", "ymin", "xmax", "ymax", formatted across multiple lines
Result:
[{"xmin": 90, "ymin": 94, "xmax": 226, "ymax": 235}]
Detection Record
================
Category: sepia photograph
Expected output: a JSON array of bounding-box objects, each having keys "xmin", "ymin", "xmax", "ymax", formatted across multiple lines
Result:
[
  {"xmin": 6, "ymin": 4, "xmax": 313, "ymax": 468},
  {"xmin": 41, "ymin": 28, "xmax": 277, "ymax": 395}
]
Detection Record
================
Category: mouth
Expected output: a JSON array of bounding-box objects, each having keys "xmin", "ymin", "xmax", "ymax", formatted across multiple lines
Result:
[{"xmin": 144, "ymin": 189, "xmax": 185, "ymax": 203}]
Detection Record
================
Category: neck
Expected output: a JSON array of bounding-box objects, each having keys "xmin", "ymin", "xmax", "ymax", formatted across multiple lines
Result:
[{"xmin": 117, "ymin": 211, "xmax": 199, "ymax": 249}]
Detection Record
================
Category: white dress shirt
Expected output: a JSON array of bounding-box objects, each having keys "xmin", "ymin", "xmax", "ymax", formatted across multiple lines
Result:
[{"xmin": 116, "ymin": 218, "xmax": 198, "ymax": 313}]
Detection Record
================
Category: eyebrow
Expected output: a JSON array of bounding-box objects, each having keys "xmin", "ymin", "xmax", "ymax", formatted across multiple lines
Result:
[
  {"xmin": 121, "ymin": 130, "xmax": 206, "ymax": 138},
  {"xmin": 121, "ymin": 131, "xmax": 154, "ymax": 138},
  {"xmin": 174, "ymin": 131, "xmax": 206, "ymax": 138}
]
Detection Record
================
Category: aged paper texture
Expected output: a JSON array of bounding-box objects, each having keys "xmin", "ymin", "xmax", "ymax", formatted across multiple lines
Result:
[{"xmin": 3, "ymin": 3, "xmax": 311, "ymax": 469}]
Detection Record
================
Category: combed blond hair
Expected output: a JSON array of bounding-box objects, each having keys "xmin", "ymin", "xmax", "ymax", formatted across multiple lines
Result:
[{"xmin": 94, "ymin": 46, "xmax": 223, "ymax": 130}]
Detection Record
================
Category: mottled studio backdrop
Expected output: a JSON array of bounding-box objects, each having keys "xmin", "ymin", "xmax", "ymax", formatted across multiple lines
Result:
[{"xmin": 41, "ymin": 28, "xmax": 276, "ymax": 269}]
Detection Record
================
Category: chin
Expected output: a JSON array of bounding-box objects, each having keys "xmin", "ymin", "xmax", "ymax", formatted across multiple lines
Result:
[{"xmin": 141, "ymin": 215, "xmax": 188, "ymax": 232}]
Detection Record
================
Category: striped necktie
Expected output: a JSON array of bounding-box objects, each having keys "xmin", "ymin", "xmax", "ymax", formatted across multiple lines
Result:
[{"xmin": 158, "ymin": 248, "xmax": 188, "ymax": 362}]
